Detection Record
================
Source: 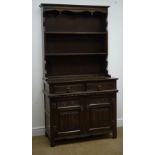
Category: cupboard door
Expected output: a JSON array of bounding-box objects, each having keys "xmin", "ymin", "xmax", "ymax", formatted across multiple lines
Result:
[
  {"xmin": 55, "ymin": 98, "xmax": 84, "ymax": 138},
  {"xmin": 86, "ymin": 96, "xmax": 112, "ymax": 134}
]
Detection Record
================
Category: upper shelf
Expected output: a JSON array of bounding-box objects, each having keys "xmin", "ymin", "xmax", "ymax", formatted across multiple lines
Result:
[
  {"xmin": 45, "ymin": 52, "xmax": 107, "ymax": 56},
  {"xmin": 44, "ymin": 31, "xmax": 107, "ymax": 35},
  {"xmin": 40, "ymin": 3, "xmax": 109, "ymax": 8},
  {"xmin": 40, "ymin": 4, "xmax": 109, "ymax": 14}
]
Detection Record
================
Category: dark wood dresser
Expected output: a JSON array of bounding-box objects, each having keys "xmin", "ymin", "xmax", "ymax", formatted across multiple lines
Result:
[{"xmin": 40, "ymin": 3, "xmax": 118, "ymax": 146}]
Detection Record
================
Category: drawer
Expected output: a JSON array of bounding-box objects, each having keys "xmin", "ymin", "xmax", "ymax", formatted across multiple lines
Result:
[
  {"xmin": 87, "ymin": 80, "xmax": 116, "ymax": 91},
  {"xmin": 57, "ymin": 99, "xmax": 81, "ymax": 109},
  {"xmin": 53, "ymin": 83, "xmax": 85, "ymax": 94}
]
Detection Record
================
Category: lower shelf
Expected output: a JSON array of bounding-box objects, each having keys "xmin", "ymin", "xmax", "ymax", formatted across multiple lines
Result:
[
  {"xmin": 54, "ymin": 129, "xmax": 114, "ymax": 141},
  {"xmin": 46, "ymin": 128, "xmax": 117, "ymax": 146}
]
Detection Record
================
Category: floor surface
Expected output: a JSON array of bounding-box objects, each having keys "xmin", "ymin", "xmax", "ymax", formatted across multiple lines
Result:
[{"xmin": 32, "ymin": 127, "xmax": 123, "ymax": 155}]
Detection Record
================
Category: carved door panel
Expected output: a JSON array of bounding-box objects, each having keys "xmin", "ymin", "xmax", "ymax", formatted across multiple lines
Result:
[
  {"xmin": 55, "ymin": 97, "xmax": 84, "ymax": 138},
  {"xmin": 86, "ymin": 96, "xmax": 112, "ymax": 134}
]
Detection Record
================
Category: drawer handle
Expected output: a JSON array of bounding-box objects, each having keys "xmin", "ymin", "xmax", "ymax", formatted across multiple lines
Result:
[
  {"xmin": 97, "ymin": 84, "xmax": 102, "ymax": 91},
  {"xmin": 66, "ymin": 86, "xmax": 71, "ymax": 93}
]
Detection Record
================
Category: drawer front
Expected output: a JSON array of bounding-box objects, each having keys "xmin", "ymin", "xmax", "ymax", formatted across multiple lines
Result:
[
  {"xmin": 53, "ymin": 83, "xmax": 85, "ymax": 94},
  {"xmin": 57, "ymin": 98, "xmax": 81, "ymax": 108},
  {"xmin": 87, "ymin": 80, "xmax": 116, "ymax": 91}
]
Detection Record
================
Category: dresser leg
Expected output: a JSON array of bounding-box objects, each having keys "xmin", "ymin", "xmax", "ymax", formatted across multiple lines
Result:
[
  {"xmin": 112, "ymin": 128, "xmax": 117, "ymax": 138},
  {"xmin": 50, "ymin": 140, "xmax": 55, "ymax": 147},
  {"xmin": 50, "ymin": 126, "xmax": 56, "ymax": 147},
  {"xmin": 45, "ymin": 131, "xmax": 48, "ymax": 137}
]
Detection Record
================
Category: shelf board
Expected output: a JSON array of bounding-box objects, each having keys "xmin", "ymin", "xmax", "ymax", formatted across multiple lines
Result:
[
  {"xmin": 44, "ymin": 74, "xmax": 117, "ymax": 83},
  {"xmin": 44, "ymin": 31, "xmax": 107, "ymax": 35},
  {"xmin": 45, "ymin": 52, "xmax": 107, "ymax": 56}
]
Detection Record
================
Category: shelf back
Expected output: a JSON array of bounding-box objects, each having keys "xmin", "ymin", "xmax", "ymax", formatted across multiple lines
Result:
[
  {"xmin": 45, "ymin": 34, "xmax": 107, "ymax": 53},
  {"xmin": 44, "ymin": 11, "xmax": 107, "ymax": 32},
  {"xmin": 45, "ymin": 55, "xmax": 108, "ymax": 76}
]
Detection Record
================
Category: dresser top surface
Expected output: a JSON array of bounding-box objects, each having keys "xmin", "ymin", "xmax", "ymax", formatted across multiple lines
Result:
[{"xmin": 44, "ymin": 74, "xmax": 117, "ymax": 84}]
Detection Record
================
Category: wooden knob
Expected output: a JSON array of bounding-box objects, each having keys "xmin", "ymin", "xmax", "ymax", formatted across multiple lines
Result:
[
  {"xmin": 97, "ymin": 84, "xmax": 102, "ymax": 91},
  {"xmin": 66, "ymin": 86, "xmax": 71, "ymax": 93}
]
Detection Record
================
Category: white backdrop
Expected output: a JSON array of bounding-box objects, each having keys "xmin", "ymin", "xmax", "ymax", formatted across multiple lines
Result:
[{"xmin": 32, "ymin": 0, "xmax": 123, "ymax": 135}]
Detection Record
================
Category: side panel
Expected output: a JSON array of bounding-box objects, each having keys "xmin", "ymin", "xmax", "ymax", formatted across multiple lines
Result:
[{"xmin": 44, "ymin": 94, "xmax": 51, "ymax": 137}]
